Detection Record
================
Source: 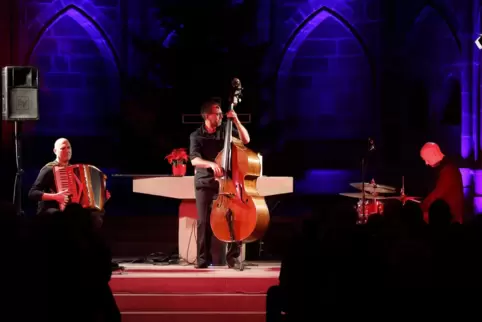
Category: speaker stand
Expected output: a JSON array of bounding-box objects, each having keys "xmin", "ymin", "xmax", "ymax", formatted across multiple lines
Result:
[{"xmin": 13, "ymin": 121, "xmax": 24, "ymax": 216}]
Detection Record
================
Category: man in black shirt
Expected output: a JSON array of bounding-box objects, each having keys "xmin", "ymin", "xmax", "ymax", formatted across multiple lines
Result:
[
  {"xmin": 28, "ymin": 138, "xmax": 110, "ymax": 224},
  {"xmin": 189, "ymin": 99, "xmax": 251, "ymax": 269},
  {"xmin": 29, "ymin": 138, "xmax": 74, "ymax": 215}
]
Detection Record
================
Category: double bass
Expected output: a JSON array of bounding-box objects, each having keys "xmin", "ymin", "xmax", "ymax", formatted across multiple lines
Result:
[{"xmin": 210, "ymin": 78, "xmax": 270, "ymax": 269}]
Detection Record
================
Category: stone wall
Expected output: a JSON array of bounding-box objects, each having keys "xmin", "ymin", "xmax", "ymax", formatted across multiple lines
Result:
[
  {"xmin": 17, "ymin": 0, "xmax": 123, "ymax": 166},
  {"xmin": 259, "ymin": 0, "xmax": 474, "ymax": 182}
]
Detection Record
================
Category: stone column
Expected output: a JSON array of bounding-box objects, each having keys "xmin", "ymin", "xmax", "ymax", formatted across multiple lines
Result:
[{"xmin": 465, "ymin": 0, "xmax": 482, "ymax": 216}]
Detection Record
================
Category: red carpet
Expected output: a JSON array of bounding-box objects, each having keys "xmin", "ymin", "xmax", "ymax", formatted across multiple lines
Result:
[{"xmin": 109, "ymin": 263, "xmax": 279, "ymax": 322}]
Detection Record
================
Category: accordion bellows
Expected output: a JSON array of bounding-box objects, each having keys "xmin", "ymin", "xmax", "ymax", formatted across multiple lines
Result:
[{"xmin": 53, "ymin": 164, "xmax": 107, "ymax": 211}]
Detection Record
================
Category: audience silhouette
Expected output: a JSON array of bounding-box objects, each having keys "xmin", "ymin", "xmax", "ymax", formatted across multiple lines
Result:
[
  {"xmin": 267, "ymin": 199, "xmax": 482, "ymax": 321},
  {"xmin": 0, "ymin": 199, "xmax": 121, "ymax": 322},
  {"xmin": 3, "ymin": 192, "xmax": 482, "ymax": 322}
]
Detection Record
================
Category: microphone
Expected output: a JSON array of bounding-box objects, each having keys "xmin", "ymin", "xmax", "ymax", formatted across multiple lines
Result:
[{"xmin": 368, "ymin": 138, "xmax": 375, "ymax": 151}]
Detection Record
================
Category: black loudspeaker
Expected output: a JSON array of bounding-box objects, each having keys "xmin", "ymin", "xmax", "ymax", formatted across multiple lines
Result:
[{"xmin": 1, "ymin": 66, "xmax": 39, "ymax": 121}]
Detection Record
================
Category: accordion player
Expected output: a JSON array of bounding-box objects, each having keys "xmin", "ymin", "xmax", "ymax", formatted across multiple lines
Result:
[{"xmin": 53, "ymin": 164, "xmax": 108, "ymax": 211}]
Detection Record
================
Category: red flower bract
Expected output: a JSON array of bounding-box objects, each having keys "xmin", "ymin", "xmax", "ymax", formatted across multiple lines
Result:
[{"xmin": 165, "ymin": 148, "xmax": 189, "ymax": 164}]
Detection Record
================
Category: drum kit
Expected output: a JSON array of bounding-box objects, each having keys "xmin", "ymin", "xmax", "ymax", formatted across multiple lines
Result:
[{"xmin": 339, "ymin": 177, "xmax": 421, "ymax": 224}]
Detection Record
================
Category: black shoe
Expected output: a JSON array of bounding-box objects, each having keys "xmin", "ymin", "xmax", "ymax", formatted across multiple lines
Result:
[
  {"xmin": 195, "ymin": 262, "xmax": 209, "ymax": 269},
  {"xmin": 227, "ymin": 257, "xmax": 242, "ymax": 270}
]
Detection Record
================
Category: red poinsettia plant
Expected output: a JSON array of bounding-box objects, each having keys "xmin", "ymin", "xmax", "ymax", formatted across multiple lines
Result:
[{"xmin": 165, "ymin": 148, "xmax": 189, "ymax": 165}]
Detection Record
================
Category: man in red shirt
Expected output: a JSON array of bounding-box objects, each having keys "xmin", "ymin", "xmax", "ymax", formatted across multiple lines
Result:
[{"xmin": 419, "ymin": 142, "xmax": 464, "ymax": 223}]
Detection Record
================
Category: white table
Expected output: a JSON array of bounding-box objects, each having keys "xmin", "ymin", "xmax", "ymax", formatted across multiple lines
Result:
[{"xmin": 132, "ymin": 175, "xmax": 294, "ymax": 264}]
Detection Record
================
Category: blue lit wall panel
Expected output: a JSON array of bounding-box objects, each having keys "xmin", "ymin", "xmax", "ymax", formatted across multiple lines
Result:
[
  {"xmin": 400, "ymin": 6, "xmax": 461, "ymax": 159},
  {"xmin": 295, "ymin": 169, "xmax": 361, "ymax": 195},
  {"xmin": 276, "ymin": 11, "xmax": 374, "ymax": 141},
  {"xmin": 28, "ymin": 8, "xmax": 120, "ymax": 137}
]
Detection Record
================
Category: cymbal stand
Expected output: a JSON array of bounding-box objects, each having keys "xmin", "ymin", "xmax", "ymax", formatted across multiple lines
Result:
[{"xmin": 361, "ymin": 158, "xmax": 366, "ymax": 222}]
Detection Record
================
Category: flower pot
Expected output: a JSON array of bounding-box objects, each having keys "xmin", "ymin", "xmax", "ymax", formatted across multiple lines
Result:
[{"xmin": 172, "ymin": 163, "xmax": 187, "ymax": 176}]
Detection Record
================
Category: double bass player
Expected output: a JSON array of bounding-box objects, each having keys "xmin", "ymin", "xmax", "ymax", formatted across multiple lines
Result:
[{"xmin": 189, "ymin": 99, "xmax": 250, "ymax": 269}]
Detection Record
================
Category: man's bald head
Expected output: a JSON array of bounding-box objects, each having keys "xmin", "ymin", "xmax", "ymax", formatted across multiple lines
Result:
[
  {"xmin": 420, "ymin": 142, "xmax": 444, "ymax": 167},
  {"xmin": 54, "ymin": 138, "xmax": 69, "ymax": 149},
  {"xmin": 53, "ymin": 138, "xmax": 72, "ymax": 165}
]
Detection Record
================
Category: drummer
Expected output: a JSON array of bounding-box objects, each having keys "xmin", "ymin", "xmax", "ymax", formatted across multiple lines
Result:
[{"xmin": 419, "ymin": 142, "xmax": 464, "ymax": 223}]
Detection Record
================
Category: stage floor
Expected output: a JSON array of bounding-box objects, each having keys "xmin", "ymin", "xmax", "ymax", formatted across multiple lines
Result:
[
  {"xmin": 109, "ymin": 261, "xmax": 280, "ymax": 322},
  {"xmin": 112, "ymin": 261, "xmax": 280, "ymax": 277}
]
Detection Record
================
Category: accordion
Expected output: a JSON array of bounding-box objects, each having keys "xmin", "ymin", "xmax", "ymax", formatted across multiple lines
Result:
[{"xmin": 53, "ymin": 164, "xmax": 107, "ymax": 211}]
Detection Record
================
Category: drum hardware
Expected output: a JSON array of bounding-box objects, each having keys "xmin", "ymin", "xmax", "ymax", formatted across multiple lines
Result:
[
  {"xmin": 341, "ymin": 176, "xmax": 397, "ymax": 224},
  {"xmin": 356, "ymin": 199, "xmax": 384, "ymax": 224},
  {"xmin": 359, "ymin": 138, "xmax": 376, "ymax": 225},
  {"xmin": 339, "ymin": 192, "xmax": 390, "ymax": 199},
  {"xmin": 340, "ymin": 189, "xmax": 421, "ymax": 204},
  {"xmin": 350, "ymin": 181, "xmax": 396, "ymax": 194},
  {"xmin": 340, "ymin": 175, "xmax": 422, "ymax": 224},
  {"xmin": 385, "ymin": 176, "xmax": 421, "ymax": 204},
  {"xmin": 339, "ymin": 191, "xmax": 389, "ymax": 224},
  {"xmin": 348, "ymin": 178, "xmax": 396, "ymax": 224},
  {"xmin": 386, "ymin": 195, "xmax": 421, "ymax": 203}
]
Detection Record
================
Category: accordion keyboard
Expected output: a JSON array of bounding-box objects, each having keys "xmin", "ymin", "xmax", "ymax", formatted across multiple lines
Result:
[{"xmin": 56, "ymin": 168, "xmax": 72, "ymax": 192}]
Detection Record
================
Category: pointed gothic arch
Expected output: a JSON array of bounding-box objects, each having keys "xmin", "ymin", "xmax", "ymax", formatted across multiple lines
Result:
[
  {"xmin": 275, "ymin": 7, "xmax": 375, "ymax": 123},
  {"xmin": 25, "ymin": 4, "xmax": 120, "ymax": 73},
  {"xmin": 277, "ymin": 7, "xmax": 374, "ymax": 84}
]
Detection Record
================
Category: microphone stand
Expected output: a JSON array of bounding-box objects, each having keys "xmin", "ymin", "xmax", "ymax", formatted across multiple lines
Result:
[
  {"xmin": 361, "ymin": 138, "xmax": 374, "ymax": 223},
  {"xmin": 400, "ymin": 175, "xmax": 405, "ymax": 205},
  {"xmin": 13, "ymin": 121, "xmax": 25, "ymax": 216},
  {"xmin": 361, "ymin": 158, "xmax": 366, "ymax": 223}
]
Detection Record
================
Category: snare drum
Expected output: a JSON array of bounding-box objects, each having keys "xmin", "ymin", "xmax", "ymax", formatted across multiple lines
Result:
[{"xmin": 356, "ymin": 199, "xmax": 384, "ymax": 224}]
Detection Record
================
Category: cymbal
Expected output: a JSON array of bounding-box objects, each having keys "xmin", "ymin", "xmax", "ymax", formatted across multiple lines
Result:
[
  {"xmin": 350, "ymin": 182, "xmax": 396, "ymax": 193},
  {"xmin": 339, "ymin": 192, "xmax": 390, "ymax": 199}
]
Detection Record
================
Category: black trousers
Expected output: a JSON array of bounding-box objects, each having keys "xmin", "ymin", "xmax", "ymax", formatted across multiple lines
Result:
[
  {"xmin": 195, "ymin": 187, "xmax": 240, "ymax": 265},
  {"xmin": 40, "ymin": 207, "xmax": 104, "ymax": 230}
]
